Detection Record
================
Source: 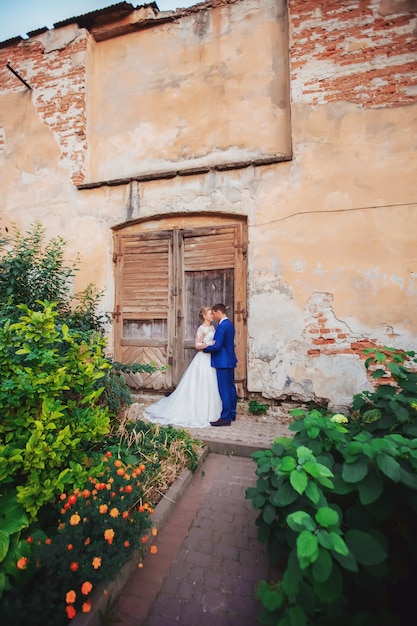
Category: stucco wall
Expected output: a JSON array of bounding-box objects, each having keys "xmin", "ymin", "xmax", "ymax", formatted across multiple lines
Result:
[{"xmin": 0, "ymin": 0, "xmax": 416, "ymax": 409}]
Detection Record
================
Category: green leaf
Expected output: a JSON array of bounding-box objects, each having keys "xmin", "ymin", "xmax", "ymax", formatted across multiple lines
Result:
[
  {"xmin": 345, "ymin": 529, "xmax": 387, "ymax": 565},
  {"xmin": 305, "ymin": 481, "xmax": 321, "ymax": 505},
  {"xmin": 317, "ymin": 529, "xmax": 332, "ymax": 550},
  {"xmin": 0, "ymin": 529, "xmax": 10, "ymax": 562},
  {"xmin": 372, "ymin": 369, "xmax": 386, "ymax": 379},
  {"xmin": 315, "ymin": 506, "xmax": 339, "ymax": 528},
  {"xmin": 356, "ymin": 472, "xmax": 383, "ymax": 505},
  {"xmin": 262, "ymin": 503, "xmax": 276, "ymax": 525},
  {"xmin": 303, "ymin": 461, "xmax": 333, "ymax": 479},
  {"xmin": 270, "ymin": 482, "xmax": 299, "ymax": 507},
  {"xmin": 342, "ymin": 459, "xmax": 369, "ymax": 483},
  {"xmin": 314, "ymin": 562, "xmax": 343, "ymax": 602},
  {"xmin": 282, "ymin": 550, "xmax": 303, "ymax": 596},
  {"xmin": 289, "ymin": 605, "xmax": 307, "ymax": 626},
  {"xmin": 287, "ymin": 511, "xmax": 316, "ymax": 532},
  {"xmin": 312, "ymin": 547, "xmax": 333, "ymax": 583},
  {"xmin": 261, "ymin": 586, "xmax": 284, "ymax": 611},
  {"xmin": 280, "ymin": 456, "xmax": 297, "ymax": 472},
  {"xmin": 328, "ymin": 531, "xmax": 349, "ymax": 556},
  {"xmin": 376, "ymin": 453, "xmax": 401, "ymax": 482},
  {"xmin": 290, "ymin": 469, "xmax": 308, "ymax": 495},
  {"xmin": 296, "ymin": 530, "xmax": 319, "ymax": 565},
  {"xmin": 333, "ymin": 549, "xmax": 359, "ymax": 572}
]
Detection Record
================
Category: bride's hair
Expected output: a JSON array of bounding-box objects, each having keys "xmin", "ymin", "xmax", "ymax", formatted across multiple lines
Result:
[{"xmin": 199, "ymin": 306, "xmax": 212, "ymax": 322}]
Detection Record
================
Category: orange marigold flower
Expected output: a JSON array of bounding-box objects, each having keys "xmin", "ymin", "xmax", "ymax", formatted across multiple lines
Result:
[
  {"xmin": 70, "ymin": 562, "xmax": 79, "ymax": 572},
  {"xmin": 81, "ymin": 581, "xmax": 93, "ymax": 595},
  {"xmin": 67, "ymin": 544, "xmax": 74, "ymax": 551},
  {"xmin": 122, "ymin": 511, "xmax": 129, "ymax": 519},
  {"xmin": 45, "ymin": 538, "xmax": 52, "ymax": 545},
  {"xmin": 99, "ymin": 504, "xmax": 108, "ymax": 514},
  {"xmin": 119, "ymin": 487, "xmax": 124, "ymax": 492},
  {"xmin": 66, "ymin": 590, "xmax": 76, "ymax": 604},
  {"xmin": 92, "ymin": 557, "xmax": 102, "ymax": 569},
  {"xmin": 17, "ymin": 557, "xmax": 28, "ymax": 570},
  {"xmin": 82, "ymin": 602, "xmax": 92, "ymax": 613},
  {"xmin": 68, "ymin": 494, "xmax": 77, "ymax": 506},
  {"xmin": 110, "ymin": 492, "xmax": 116, "ymax": 498},
  {"xmin": 124, "ymin": 540, "xmax": 130, "ymax": 547},
  {"xmin": 84, "ymin": 537, "xmax": 91, "ymax": 546},
  {"xmin": 104, "ymin": 529, "xmax": 115, "ymax": 544},
  {"xmin": 152, "ymin": 528, "xmax": 158, "ymax": 536},
  {"xmin": 26, "ymin": 536, "xmax": 33, "ymax": 544},
  {"xmin": 58, "ymin": 522, "xmax": 65, "ymax": 530},
  {"xmin": 109, "ymin": 508, "xmax": 120, "ymax": 518},
  {"xmin": 116, "ymin": 468, "xmax": 125, "ymax": 476},
  {"xmin": 141, "ymin": 535, "xmax": 149, "ymax": 544},
  {"xmin": 138, "ymin": 562, "xmax": 144, "ymax": 568},
  {"xmin": 66, "ymin": 605, "xmax": 76, "ymax": 619},
  {"xmin": 60, "ymin": 493, "xmax": 67, "ymax": 501},
  {"xmin": 125, "ymin": 474, "xmax": 131, "ymax": 480},
  {"xmin": 150, "ymin": 545, "xmax": 158, "ymax": 554},
  {"xmin": 105, "ymin": 451, "xmax": 112, "ymax": 457},
  {"xmin": 83, "ymin": 489, "xmax": 91, "ymax": 498},
  {"xmin": 125, "ymin": 485, "xmax": 133, "ymax": 493},
  {"xmin": 114, "ymin": 460, "xmax": 122, "ymax": 467},
  {"xmin": 139, "ymin": 464, "xmax": 146, "ymax": 471},
  {"xmin": 70, "ymin": 514, "xmax": 81, "ymax": 526},
  {"xmin": 138, "ymin": 505, "xmax": 145, "ymax": 512}
]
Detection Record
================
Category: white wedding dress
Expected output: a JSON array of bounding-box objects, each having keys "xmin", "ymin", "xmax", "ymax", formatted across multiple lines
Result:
[{"xmin": 143, "ymin": 324, "xmax": 222, "ymax": 428}]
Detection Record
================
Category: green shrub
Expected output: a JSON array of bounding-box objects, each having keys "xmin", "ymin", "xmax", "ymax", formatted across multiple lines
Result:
[
  {"xmin": 249, "ymin": 399, "xmax": 269, "ymax": 415},
  {"xmin": 0, "ymin": 223, "xmax": 76, "ymax": 325},
  {"xmin": 0, "ymin": 452, "xmax": 153, "ymax": 626},
  {"xmin": 0, "ymin": 301, "xmax": 111, "ymax": 520},
  {"xmin": 246, "ymin": 347, "xmax": 417, "ymax": 626}
]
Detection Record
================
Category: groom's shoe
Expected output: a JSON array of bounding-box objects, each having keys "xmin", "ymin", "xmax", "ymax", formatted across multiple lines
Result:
[{"xmin": 210, "ymin": 418, "xmax": 231, "ymax": 427}]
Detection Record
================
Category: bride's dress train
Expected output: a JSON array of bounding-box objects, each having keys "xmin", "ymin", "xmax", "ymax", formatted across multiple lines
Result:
[{"xmin": 143, "ymin": 326, "xmax": 221, "ymax": 428}]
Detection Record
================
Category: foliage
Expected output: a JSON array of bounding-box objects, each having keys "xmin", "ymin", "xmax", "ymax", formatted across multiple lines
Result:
[
  {"xmin": 0, "ymin": 301, "xmax": 111, "ymax": 520},
  {"xmin": 0, "ymin": 453, "xmax": 153, "ymax": 626},
  {"xmin": 249, "ymin": 399, "xmax": 269, "ymax": 415},
  {"xmin": 0, "ymin": 222, "xmax": 112, "ymax": 335},
  {"xmin": 246, "ymin": 346, "xmax": 417, "ymax": 626},
  {"xmin": 0, "ymin": 223, "xmax": 76, "ymax": 324}
]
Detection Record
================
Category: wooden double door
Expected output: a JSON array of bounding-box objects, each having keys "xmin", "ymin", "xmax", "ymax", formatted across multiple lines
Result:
[{"xmin": 113, "ymin": 217, "xmax": 247, "ymax": 397}]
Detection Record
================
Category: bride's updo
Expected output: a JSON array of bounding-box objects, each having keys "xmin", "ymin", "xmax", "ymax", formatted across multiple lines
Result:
[{"xmin": 199, "ymin": 306, "xmax": 212, "ymax": 322}]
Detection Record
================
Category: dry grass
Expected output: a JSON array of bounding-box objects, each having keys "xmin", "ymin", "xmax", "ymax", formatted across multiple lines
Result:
[{"xmin": 110, "ymin": 407, "xmax": 204, "ymax": 506}]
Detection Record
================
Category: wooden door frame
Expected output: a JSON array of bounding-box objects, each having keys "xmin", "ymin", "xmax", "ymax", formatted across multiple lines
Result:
[{"xmin": 112, "ymin": 213, "xmax": 247, "ymax": 398}]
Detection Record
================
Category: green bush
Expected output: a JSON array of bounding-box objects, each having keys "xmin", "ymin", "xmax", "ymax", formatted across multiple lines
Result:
[
  {"xmin": 0, "ymin": 301, "xmax": 111, "ymax": 521},
  {"xmin": 246, "ymin": 347, "xmax": 417, "ymax": 626}
]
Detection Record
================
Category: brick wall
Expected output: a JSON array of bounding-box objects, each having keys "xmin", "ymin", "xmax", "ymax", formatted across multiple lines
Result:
[
  {"xmin": 289, "ymin": 0, "xmax": 417, "ymax": 107},
  {"xmin": 0, "ymin": 31, "xmax": 88, "ymax": 185}
]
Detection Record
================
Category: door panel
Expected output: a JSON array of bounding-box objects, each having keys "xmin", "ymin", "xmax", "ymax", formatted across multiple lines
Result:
[
  {"xmin": 113, "ymin": 219, "xmax": 247, "ymax": 397},
  {"xmin": 114, "ymin": 231, "xmax": 174, "ymax": 389},
  {"xmin": 183, "ymin": 268, "xmax": 234, "ymax": 369}
]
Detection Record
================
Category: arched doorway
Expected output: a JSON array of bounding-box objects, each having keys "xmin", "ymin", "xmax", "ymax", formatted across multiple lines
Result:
[{"xmin": 112, "ymin": 214, "xmax": 247, "ymax": 398}]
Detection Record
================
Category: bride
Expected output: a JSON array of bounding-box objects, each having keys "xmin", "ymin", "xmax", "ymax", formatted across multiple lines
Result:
[{"xmin": 143, "ymin": 306, "xmax": 222, "ymax": 428}]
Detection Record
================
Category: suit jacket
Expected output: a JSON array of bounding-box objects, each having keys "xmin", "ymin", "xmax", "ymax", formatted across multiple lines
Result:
[{"xmin": 203, "ymin": 318, "xmax": 237, "ymax": 368}]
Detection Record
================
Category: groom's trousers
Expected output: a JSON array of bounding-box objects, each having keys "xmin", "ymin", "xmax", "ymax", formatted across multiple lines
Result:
[{"xmin": 216, "ymin": 368, "xmax": 237, "ymax": 422}]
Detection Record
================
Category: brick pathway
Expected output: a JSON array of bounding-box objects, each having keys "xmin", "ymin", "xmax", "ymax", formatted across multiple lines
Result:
[{"xmin": 114, "ymin": 454, "xmax": 269, "ymax": 626}]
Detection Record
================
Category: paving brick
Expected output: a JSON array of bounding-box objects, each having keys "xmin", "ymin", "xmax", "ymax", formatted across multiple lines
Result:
[{"xmin": 114, "ymin": 451, "xmax": 271, "ymax": 626}]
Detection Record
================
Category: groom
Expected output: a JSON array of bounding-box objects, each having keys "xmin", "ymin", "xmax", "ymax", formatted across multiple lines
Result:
[{"xmin": 203, "ymin": 303, "xmax": 238, "ymax": 426}]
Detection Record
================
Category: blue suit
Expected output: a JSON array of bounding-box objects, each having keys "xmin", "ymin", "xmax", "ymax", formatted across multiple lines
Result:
[{"xmin": 203, "ymin": 318, "xmax": 237, "ymax": 422}]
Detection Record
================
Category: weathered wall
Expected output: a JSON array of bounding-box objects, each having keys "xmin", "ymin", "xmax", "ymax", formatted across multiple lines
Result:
[
  {"xmin": 87, "ymin": 0, "xmax": 291, "ymax": 181},
  {"xmin": 0, "ymin": 0, "xmax": 416, "ymax": 409}
]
